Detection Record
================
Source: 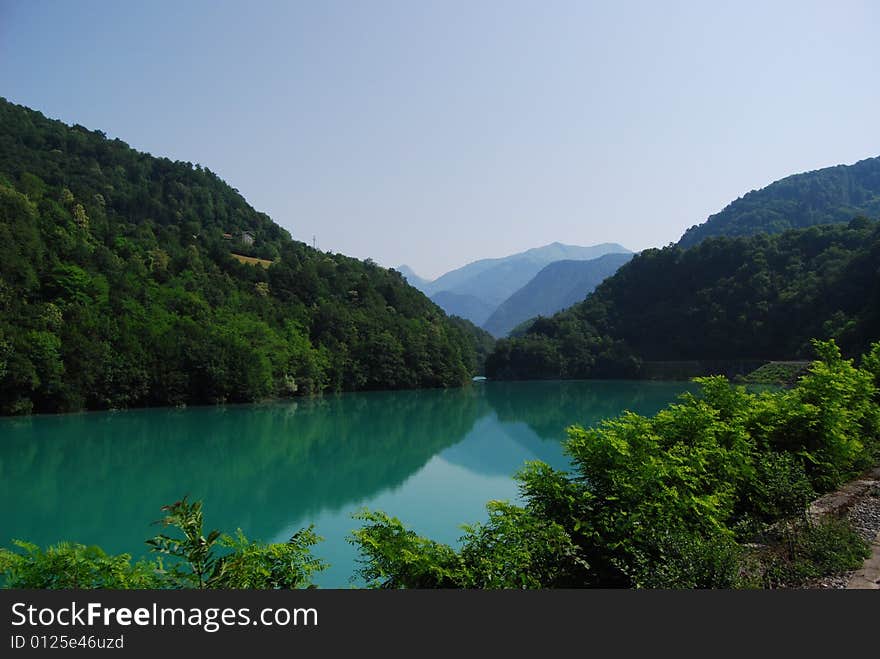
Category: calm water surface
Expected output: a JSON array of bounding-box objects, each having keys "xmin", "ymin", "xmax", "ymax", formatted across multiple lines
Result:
[{"xmin": 0, "ymin": 380, "xmax": 698, "ymax": 587}]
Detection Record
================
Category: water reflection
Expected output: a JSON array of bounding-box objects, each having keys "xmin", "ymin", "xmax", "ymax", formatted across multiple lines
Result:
[
  {"xmin": 444, "ymin": 380, "xmax": 699, "ymax": 476},
  {"xmin": 0, "ymin": 387, "xmax": 485, "ymax": 555},
  {"xmin": 0, "ymin": 380, "xmax": 697, "ymax": 585}
]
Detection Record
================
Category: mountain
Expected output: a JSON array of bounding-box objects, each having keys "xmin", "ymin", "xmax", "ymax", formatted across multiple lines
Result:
[
  {"xmin": 487, "ymin": 218, "xmax": 880, "ymax": 380},
  {"xmin": 482, "ymin": 253, "xmax": 634, "ymax": 337},
  {"xmin": 679, "ymin": 155, "xmax": 880, "ymax": 247},
  {"xmin": 430, "ymin": 291, "xmax": 496, "ymax": 327},
  {"xmin": 423, "ymin": 242, "xmax": 631, "ymax": 324},
  {"xmin": 396, "ymin": 264, "xmax": 430, "ymax": 292},
  {"xmin": 0, "ymin": 98, "xmax": 481, "ymax": 414}
]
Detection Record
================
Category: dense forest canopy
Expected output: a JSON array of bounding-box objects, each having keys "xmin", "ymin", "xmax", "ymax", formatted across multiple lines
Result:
[
  {"xmin": 678, "ymin": 156, "xmax": 880, "ymax": 247},
  {"xmin": 0, "ymin": 98, "xmax": 484, "ymax": 414},
  {"xmin": 487, "ymin": 219, "xmax": 880, "ymax": 380}
]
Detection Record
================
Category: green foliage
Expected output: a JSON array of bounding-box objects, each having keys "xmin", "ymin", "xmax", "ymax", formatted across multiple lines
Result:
[
  {"xmin": 756, "ymin": 518, "xmax": 871, "ymax": 587},
  {"xmin": 445, "ymin": 315, "xmax": 496, "ymax": 375},
  {"xmin": 738, "ymin": 362, "xmax": 810, "ymax": 385},
  {"xmin": 749, "ymin": 340, "xmax": 879, "ymax": 490},
  {"xmin": 212, "ymin": 528, "xmax": 326, "ymax": 589},
  {"xmin": 457, "ymin": 500, "xmax": 587, "ymax": 588},
  {"xmin": 0, "ymin": 541, "xmax": 162, "ymax": 589},
  {"xmin": 350, "ymin": 510, "xmax": 462, "ymax": 588},
  {"xmin": 626, "ymin": 529, "xmax": 744, "ymax": 589},
  {"xmin": 350, "ymin": 502, "xmax": 587, "ymax": 589},
  {"xmin": 733, "ymin": 451, "xmax": 814, "ymax": 538},
  {"xmin": 146, "ymin": 498, "xmax": 222, "ymax": 588},
  {"xmin": 0, "ymin": 98, "xmax": 480, "ymax": 414},
  {"xmin": 353, "ymin": 340, "xmax": 880, "ymax": 588},
  {"xmin": 1, "ymin": 499, "xmax": 325, "ymax": 590},
  {"xmin": 487, "ymin": 221, "xmax": 880, "ymax": 380}
]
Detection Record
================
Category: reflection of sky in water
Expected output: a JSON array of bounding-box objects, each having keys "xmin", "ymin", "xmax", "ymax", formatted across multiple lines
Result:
[
  {"xmin": 0, "ymin": 380, "xmax": 698, "ymax": 587},
  {"xmin": 276, "ymin": 413, "xmax": 558, "ymax": 588}
]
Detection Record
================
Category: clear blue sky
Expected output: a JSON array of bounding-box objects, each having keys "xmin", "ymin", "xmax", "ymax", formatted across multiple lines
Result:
[{"xmin": 2, "ymin": 1, "xmax": 879, "ymax": 278}]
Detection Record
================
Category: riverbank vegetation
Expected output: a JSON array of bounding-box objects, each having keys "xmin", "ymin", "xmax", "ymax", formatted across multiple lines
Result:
[
  {"xmin": 352, "ymin": 339, "xmax": 876, "ymax": 588},
  {"xmin": 2, "ymin": 339, "xmax": 876, "ymax": 588},
  {"xmin": 0, "ymin": 98, "xmax": 484, "ymax": 415}
]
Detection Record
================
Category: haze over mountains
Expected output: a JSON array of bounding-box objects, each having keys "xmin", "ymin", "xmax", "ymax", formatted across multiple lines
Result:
[
  {"xmin": 398, "ymin": 154, "xmax": 880, "ymax": 343},
  {"xmin": 482, "ymin": 253, "xmax": 635, "ymax": 338},
  {"xmin": 398, "ymin": 242, "xmax": 632, "ymax": 333},
  {"xmin": 395, "ymin": 265, "xmax": 430, "ymax": 291}
]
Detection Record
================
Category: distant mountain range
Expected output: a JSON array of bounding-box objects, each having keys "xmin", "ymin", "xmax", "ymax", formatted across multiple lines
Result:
[
  {"xmin": 678, "ymin": 155, "xmax": 880, "ymax": 247},
  {"xmin": 395, "ymin": 265, "xmax": 430, "ymax": 290},
  {"xmin": 398, "ymin": 242, "xmax": 632, "ymax": 334},
  {"xmin": 399, "ymin": 155, "xmax": 880, "ymax": 345},
  {"xmin": 482, "ymin": 253, "xmax": 635, "ymax": 337}
]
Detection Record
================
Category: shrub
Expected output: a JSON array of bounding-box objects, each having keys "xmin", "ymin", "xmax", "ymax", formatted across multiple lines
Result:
[
  {"xmin": 0, "ymin": 541, "xmax": 163, "ymax": 589},
  {"xmin": 1, "ymin": 498, "xmax": 326, "ymax": 590},
  {"xmin": 352, "ymin": 339, "xmax": 880, "ymax": 589}
]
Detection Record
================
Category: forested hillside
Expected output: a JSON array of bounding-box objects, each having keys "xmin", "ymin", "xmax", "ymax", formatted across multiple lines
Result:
[
  {"xmin": 487, "ymin": 219, "xmax": 880, "ymax": 379},
  {"xmin": 679, "ymin": 156, "xmax": 880, "ymax": 247},
  {"xmin": 0, "ymin": 98, "xmax": 480, "ymax": 414}
]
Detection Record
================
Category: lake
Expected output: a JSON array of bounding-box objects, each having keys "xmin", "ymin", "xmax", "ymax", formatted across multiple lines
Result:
[{"xmin": 0, "ymin": 380, "xmax": 699, "ymax": 587}]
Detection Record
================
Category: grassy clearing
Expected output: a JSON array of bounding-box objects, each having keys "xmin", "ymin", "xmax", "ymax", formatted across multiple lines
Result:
[
  {"xmin": 739, "ymin": 361, "xmax": 811, "ymax": 386},
  {"xmin": 230, "ymin": 253, "xmax": 274, "ymax": 268}
]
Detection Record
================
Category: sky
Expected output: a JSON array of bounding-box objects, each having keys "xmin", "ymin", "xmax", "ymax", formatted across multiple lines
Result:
[{"xmin": 2, "ymin": 1, "xmax": 879, "ymax": 279}]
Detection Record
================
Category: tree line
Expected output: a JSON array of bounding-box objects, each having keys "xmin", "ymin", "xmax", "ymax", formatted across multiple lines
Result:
[{"xmin": 678, "ymin": 154, "xmax": 880, "ymax": 246}]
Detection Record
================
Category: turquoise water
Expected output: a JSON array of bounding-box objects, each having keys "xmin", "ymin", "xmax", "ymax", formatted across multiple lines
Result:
[{"xmin": 0, "ymin": 380, "xmax": 699, "ymax": 587}]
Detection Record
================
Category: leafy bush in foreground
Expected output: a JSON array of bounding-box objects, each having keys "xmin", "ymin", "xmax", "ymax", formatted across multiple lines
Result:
[
  {"xmin": 351, "ymin": 339, "xmax": 878, "ymax": 588},
  {"xmin": 0, "ymin": 498, "xmax": 325, "ymax": 589},
  {"xmin": 0, "ymin": 541, "xmax": 162, "ymax": 589}
]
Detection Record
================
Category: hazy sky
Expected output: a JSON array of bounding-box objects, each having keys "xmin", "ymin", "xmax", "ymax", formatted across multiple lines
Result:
[{"xmin": 2, "ymin": 1, "xmax": 879, "ymax": 278}]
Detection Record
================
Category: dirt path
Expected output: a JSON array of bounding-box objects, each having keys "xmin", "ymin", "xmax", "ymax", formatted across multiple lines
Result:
[{"xmin": 807, "ymin": 466, "xmax": 880, "ymax": 589}]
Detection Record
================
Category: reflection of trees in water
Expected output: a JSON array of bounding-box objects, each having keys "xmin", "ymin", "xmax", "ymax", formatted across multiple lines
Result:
[
  {"xmin": 0, "ymin": 388, "xmax": 487, "ymax": 554},
  {"xmin": 0, "ymin": 382, "xmax": 696, "ymax": 558},
  {"xmin": 484, "ymin": 380, "xmax": 699, "ymax": 441}
]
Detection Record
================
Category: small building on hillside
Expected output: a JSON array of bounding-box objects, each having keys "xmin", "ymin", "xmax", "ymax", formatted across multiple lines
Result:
[{"xmin": 241, "ymin": 231, "xmax": 255, "ymax": 246}]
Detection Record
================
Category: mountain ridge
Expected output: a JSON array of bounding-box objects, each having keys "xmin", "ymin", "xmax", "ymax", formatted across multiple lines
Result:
[
  {"xmin": 404, "ymin": 242, "xmax": 631, "ymax": 325},
  {"xmin": 482, "ymin": 252, "xmax": 635, "ymax": 337},
  {"xmin": 678, "ymin": 155, "xmax": 880, "ymax": 247},
  {"xmin": 395, "ymin": 264, "xmax": 429, "ymax": 291}
]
